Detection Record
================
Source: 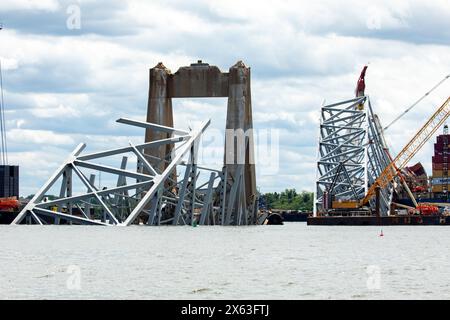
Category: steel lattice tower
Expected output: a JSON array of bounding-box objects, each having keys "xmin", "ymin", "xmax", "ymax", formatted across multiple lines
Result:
[{"xmin": 314, "ymin": 96, "xmax": 394, "ymax": 216}]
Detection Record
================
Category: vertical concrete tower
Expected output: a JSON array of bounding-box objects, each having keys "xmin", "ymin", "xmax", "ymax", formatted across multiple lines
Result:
[
  {"xmin": 145, "ymin": 63, "xmax": 174, "ymax": 173},
  {"xmin": 224, "ymin": 61, "xmax": 257, "ymax": 224}
]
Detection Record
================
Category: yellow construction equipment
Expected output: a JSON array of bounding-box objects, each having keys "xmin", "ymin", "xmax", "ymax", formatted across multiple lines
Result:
[
  {"xmin": 361, "ymin": 96, "xmax": 450, "ymax": 206},
  {"xmin": 332, "ymin": 200, "xmax": 359, "ymax": 209}
]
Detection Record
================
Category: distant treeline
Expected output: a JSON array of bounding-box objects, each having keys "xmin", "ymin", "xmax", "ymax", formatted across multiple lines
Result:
[
  {"xmin": 263, "ymin": 189, "xmax": 313, "ymax": 211},
  {"xmin": 26, "ymin": 189, "xmax": 315, "ymax": 212},
  {"xmin": 25, "ymin": 194, "xmax": 58, "ymax": 200}
]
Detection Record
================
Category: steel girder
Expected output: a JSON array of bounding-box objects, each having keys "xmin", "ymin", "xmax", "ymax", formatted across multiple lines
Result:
[
  {"xmin": 314, "ymin": 96, "xmax": 394, "ymax": 216},
  {"xmin": 12, "ymin": 118, "xmax": 237, "ymax": 226}
]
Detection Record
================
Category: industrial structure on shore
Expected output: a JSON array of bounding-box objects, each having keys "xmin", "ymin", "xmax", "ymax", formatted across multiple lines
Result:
[{"xmin": 431, "ymin": 128, "xmax": 450, "ymax": 195}]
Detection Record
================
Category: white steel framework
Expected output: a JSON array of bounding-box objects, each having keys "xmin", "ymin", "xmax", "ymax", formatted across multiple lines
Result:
[
  {"xmin": 12, "ymin": 118, "xmax": 244, "ymax": 226},
  {"xmin": 314, "ymin": 96, "xmax": 394, "ymax": 216}
]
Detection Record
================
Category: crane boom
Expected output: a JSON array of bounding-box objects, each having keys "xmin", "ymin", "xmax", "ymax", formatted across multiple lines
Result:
[{"xmin": 361, "ymin": 96, "xmax": 450, "ymax": 206}]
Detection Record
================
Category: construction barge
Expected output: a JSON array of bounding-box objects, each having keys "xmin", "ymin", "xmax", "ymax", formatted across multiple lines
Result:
[
  {"xmin": 310, "ymin": 125, "xmax": 450, "ymax": 226},
  {"xmin": 313, "ymin": 64, "xmax": 450, "ymax": 226},
  {"xmin": 308, "ymin": 214, "xmax": 450, "ymax": 225}
]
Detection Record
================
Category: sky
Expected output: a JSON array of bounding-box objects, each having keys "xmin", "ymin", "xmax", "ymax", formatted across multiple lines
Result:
[{"xmin": 1, "ymin": 0, "xmax": 450, "ymax": 197}]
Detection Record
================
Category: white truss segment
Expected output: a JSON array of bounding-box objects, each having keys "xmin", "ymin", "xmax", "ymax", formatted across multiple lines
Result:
[
  {"xmin": 12, "ymin": 118, "xmax": 227, "ymax": 226},
  {"xmin": 315, "ymin": 96, "xmax": 394, "ymax": 216}
]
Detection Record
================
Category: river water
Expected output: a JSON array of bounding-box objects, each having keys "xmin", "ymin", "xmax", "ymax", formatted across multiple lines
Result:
[{"xmin": 1, "ymin": 223, "xmax": 450, "ymax": 299}]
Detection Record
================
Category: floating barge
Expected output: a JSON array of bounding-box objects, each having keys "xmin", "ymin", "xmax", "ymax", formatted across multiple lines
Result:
[{"xmin": 308, "ymin": 214, "xmax": 450, "ymax": 226}]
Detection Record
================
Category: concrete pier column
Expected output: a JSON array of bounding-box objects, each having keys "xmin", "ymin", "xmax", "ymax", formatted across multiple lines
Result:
[
  {"xmin": 145, "ymin": 62, "xmax": 174, "ymax": 172},
  {"xmin": 224, "ymin": 61, "xmax": 257, "ymax": 224}
]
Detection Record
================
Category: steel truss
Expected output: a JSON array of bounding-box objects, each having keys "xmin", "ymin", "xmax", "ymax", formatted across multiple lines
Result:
[
  {"xmin": 314, "ymin": 96, "xmax": 394, "ymax": 216},
  {"xmin": 12, "ymin": 118, "xmax": 252, "ymax": 226}
]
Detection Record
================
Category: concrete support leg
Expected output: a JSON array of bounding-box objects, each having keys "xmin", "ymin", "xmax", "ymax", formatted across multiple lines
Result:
[
  {"xmin": 145, "ymin": 63, "xmax": 174, "ymax": 173},
  {"xmin": 224, "ymin": 61, "xmax": 257, "ymax": 224}
]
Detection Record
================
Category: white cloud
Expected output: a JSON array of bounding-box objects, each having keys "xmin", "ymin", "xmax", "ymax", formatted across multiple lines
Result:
[
  {"xmin": 30, "ymin": 104, "xmax": 80, "ymax": 118},
  {"xmin": 8, "ymin": 128, "xmax": 75, "ymax": 145},
  {"xmin": 0, "ymin": 0, "xmax": 60, "ymax": 12}
]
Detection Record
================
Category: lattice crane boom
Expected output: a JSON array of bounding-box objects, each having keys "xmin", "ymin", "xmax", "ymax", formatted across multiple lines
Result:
[{"xmin": 361, "ymin": 96, "xmax": 450, "ymax": 206}]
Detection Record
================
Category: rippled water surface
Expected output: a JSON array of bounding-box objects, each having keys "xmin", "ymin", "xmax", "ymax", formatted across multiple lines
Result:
[{"xmin": 1, "ymin": 223, "xmax": 450, "ymax": 299}]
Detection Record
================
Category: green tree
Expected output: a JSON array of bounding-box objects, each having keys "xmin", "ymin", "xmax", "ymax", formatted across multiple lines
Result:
[{"xmin": 263, "ymin": 189, "xmax": 313, "ymax": 211}]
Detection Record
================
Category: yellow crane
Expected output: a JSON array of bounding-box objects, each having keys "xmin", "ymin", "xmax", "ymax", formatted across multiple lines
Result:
[{"xmin": 360, "ymin": 96, "xmax": 450, "ymax": 207}]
